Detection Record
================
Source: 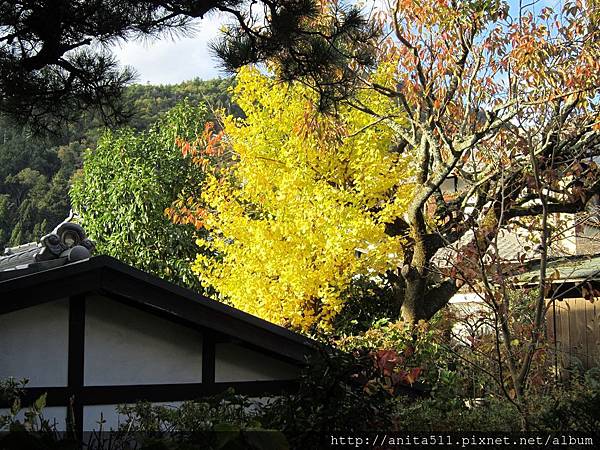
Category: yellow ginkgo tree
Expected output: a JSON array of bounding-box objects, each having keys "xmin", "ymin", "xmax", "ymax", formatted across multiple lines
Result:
[{"xmin": 169, "ymin": 66, "xmax": 414, "ymax": 333}]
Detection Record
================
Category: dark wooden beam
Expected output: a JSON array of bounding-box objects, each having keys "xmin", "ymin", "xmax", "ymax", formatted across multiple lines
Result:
[
  {"xmin": 67, "ymin": 295, "xmax": 86, "ymax": 437},
  {"xmin": 0, "ymin": 270, "xmax": 100, "ymax": 315},
  {"xmin": 202, "ymin": 333, "xmax": 216, "ymax": 384},
  {"xmin": 1, "ymin": 380, "xmax": 299, "ymax": 409}
]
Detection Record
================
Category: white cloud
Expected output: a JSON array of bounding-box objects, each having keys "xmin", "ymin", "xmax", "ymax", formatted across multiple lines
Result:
[{"xmin": 111, "ymin": 14, "xmax": 228, "ymax": 85}]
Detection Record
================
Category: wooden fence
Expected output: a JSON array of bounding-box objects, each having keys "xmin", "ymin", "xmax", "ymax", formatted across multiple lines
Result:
[{"xmin": 547, "ymin": 298, "xmax": 600, "ymax": 370}]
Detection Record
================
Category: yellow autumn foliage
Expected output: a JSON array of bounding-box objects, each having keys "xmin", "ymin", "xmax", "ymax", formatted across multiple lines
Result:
[{"xmin": 191, "ymin": 66, "xmax": 414, "ymax": 332}]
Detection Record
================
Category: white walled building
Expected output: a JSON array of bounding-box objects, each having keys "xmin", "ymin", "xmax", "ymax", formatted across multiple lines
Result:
[{"xmin": 0, "ymin": 221, "xmax": 314, "ymax": 432}]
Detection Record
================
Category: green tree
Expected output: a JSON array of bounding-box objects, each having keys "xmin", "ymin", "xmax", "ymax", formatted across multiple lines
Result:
[
  {"xmin": 70, "ymin": 100, "xmax": 209, "ymax": 291},
  {"xmin": 124, "ymin": 78, "xmax": 242, "ymax": 131},
  {"xmin": 0, "ymin": 194, "xmax": 12, "ymax": 246},
  {"xmin": 0, "ymin": 78, "xmax": 236, "ymax": 251}
]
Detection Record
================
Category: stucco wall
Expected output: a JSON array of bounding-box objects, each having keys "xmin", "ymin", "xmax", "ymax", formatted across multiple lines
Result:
[
  {"xmin": 0, "ymin": 299, "xmax": 69, "ymax": 387},
  {"xmin": 84, "ymin": 295, "xmax": 204, "ymax": 385},
  {"xmin": 215, "ymin": 343, "xmax": 299, "ymax": 382},
  {"xmin": 1, "ymin": 293, "xmax": 304, "ymax": 432}
]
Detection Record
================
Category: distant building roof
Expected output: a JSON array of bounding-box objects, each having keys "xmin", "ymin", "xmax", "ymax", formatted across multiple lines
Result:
[
  {"xmin": 518, "ymin": 254, "xmax": 600, "ymax": 285},
  {"xmin": 432, "ymin": 227, "xmax": 571, "ymax": 270}
]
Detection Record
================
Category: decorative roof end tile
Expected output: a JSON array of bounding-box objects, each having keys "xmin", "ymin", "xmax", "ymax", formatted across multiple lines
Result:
[{"xmin": 0, "ymin": 217, "xmax": 95, "ymax": 279}]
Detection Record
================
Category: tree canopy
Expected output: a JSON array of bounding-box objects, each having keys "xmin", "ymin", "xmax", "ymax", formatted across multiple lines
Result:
[
  {"xmin": 0, "ymin": 76, "xmax": 235, "ymax": 253},
  {"xmin": 170, "ymin": 66, "xmax": 414, "ymax": 332},
  {"xmin": 169, "ymin": 0, "xmax": 600, "ymax": 328},
  {"xmin": 71, "ymin": 100, "xmax": 209, "ymax": 291},
  {"xmin": 0, "ymin": 0, "xmax": 376, "ymax": 130},
  {"xmin": 339, "ymin": 0, "xmax": 600, "ymax": 322}
]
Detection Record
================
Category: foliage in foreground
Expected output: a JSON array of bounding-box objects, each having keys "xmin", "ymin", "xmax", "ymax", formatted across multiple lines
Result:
[
  {"xmin": 115, "ymin": 393, "xmax": 289, "ymax": 450},
  {"xmin": 0, "ymin": 380, "xmax": 287, "ymax": 450},
  {"xmin": 3, "ymin": 355, "xmax": 599, "ymax": 449}
]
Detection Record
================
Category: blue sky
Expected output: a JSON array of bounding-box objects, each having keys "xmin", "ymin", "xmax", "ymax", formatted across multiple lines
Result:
[{"xmin": 113, "ymin": 0, "xmax": 562, "ymax": 85}]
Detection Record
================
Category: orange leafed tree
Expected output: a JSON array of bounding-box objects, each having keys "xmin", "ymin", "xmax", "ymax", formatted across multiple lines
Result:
[
  {"xmin": 346, "ymin": 0, "xmax": 600, "ymax": 405},
  {"xmin": 342, "ymin": 0, "xmax": 600, "ymax": 323}
]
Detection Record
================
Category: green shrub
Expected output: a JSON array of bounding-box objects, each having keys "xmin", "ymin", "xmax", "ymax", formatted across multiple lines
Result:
[
  {"xmin": 0, "ymin": 378, "xmax": 79, "ymax": 450},
  {"xmin": 116, "ymin": 389, "xmax": 260, "ymax": 433},
  {"xmin": 336, "ymin": 317, "xmax": 454, "ymax": 389},
  {"xmin": 259, "ymin": 346, "xmax": 399, "ymax": 449},
  {"xmin": 392, "ymin": 396, "xmax": 520, "ymax": 432},
  {"xmin": 331, "ymin": 276, "xmax": 399, "ymax": 335},
  {"xmin": 113, "ymin": 390, "xmax": 287, "ymax": 449},
  {"xmin": 531, "ymin": 367, "xmax": 600, "ymax": 436}
]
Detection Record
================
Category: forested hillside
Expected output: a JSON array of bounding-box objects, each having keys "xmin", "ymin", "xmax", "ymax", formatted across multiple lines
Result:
[{"xmin": 0, "ymin": 77, "xmax": 236, "ymax": 251}]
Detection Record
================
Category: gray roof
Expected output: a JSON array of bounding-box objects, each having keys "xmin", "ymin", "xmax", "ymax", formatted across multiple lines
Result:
[
  {"xmin": 518, "ymin": 254, "xmax": 600, "ymax": 284},
  {"xmin": 0, "ymin": 242, "xmax": 41, "ymax": 271},
  {"xmin": 432, "ymin": 228, "xmax": 570, "ymax": 270},
  {"xmin": 0, "ymin": 220, "xmax": 94, "ymax": 281}
]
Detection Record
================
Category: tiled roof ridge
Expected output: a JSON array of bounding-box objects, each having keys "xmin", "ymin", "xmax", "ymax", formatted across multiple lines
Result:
[
  {"xmin": 0, "ymin": 218, "xmax": 95, "ymax": 279},
  {"xmin": 3, "ymin": 241, "xmax": 40, "ymax": 256}
]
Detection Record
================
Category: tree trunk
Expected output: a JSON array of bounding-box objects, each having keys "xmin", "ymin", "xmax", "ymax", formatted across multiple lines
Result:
[
  {"xmin": 400, "ymin": 271, "xmax": 459, "ymax": 322},
  {"xmin": 401, "ymin": 269, "xmax": 428, "ymax": 322},
  {"xmin": 398, "ymin": 209, "xmax": 460, "ymax": 322}
]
